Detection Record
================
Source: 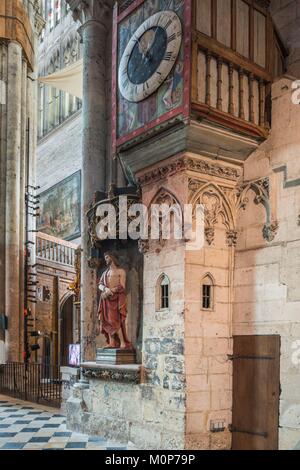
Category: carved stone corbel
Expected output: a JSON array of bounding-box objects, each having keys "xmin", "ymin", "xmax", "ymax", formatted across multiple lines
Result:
[{"xmin": 263, "ymin": 222, "xmax": 279, "ymax": 242}]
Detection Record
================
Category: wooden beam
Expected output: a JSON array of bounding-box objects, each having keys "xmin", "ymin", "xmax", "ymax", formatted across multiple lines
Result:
[{"xmin": 191, "ymin": 101, "xmax": 268, "ymax": 139}]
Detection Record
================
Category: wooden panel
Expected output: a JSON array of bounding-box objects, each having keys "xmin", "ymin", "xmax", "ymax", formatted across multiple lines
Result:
[
  {"xmin": 232, "ymin": 335, "xmax": 280, "ymax": 450},
  {"xmin": 243, "ymin": 73, "xmax": 250, "ymax": 121},
  {"xmin": 210, "ymin": 56, "xmax": 217, "ymax": 108},
  {"xmin": 197, "ymin": 50, "xmax": 207, "ymax": 103},
  {"xmin": 232, "ymin": 68, "xmax": 239, "ymax": 117},
  {"xmin": 253, "ymin": 78, "xmax": 259, "ymax": 125},
  {"xmin": 254, "ymin": 9, "xmax": 266, "ymax": 68},
  {"xmin": 216, "ymin": 0, "xmax": 231, "ymax": 47},
  {"xmin": 196, "ymin": 0, "xmax": 212, "ymax": 37},
  {"xmin": 236, "ymin": 0, "xmax": 249, "ymax": 58},
  {"xmin": 221, "ymin": 62, "xmax": 229, "ymax": 112}
]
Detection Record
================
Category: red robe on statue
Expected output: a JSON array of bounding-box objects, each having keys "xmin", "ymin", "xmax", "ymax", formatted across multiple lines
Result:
[{"xmin": 98, "ymin": 270, "xmax": 127, "ymax": 342}]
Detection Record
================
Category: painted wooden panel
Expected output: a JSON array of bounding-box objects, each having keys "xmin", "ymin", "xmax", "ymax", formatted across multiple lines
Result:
[
  {"xmin": 254, "ymin": 10, "xmax": 266, "ymax": 68},
  {"xmin": 197, "ymin": 50, "xmax": 207, "ymax": 103},
  {"xmin": 236, "ymin": 0, "xmax": 249, "ymax": 58},
  {"xmin": 196, "ymin": 0, "xmax": 212, "ymax": 37},
  {"xmin": 216, "ymin": 0, "xmax": 231, "ymax": 48}
]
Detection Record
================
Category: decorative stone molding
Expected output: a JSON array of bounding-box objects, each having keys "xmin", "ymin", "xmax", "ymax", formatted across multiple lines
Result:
[
  {"xmin": 227, "ymin": 230, "xmax": 238, "ymax": 247},
  {"xmin": 263, "ymin": 222, "xmax": 279, "ymax": 242},
  {"xmin": 81, "ymin": 364, "xmax": 141, "ymax": 384},
  {"xmin": 273, "ymin": 164, "xmax": 300, "ymax": 189},
  {"xmin": 137, "ymin": 156, "xmax": 241, "ymax": 187},
  {"xmin": 87, "ymin": 190, "xmax": 140, "ymax": 249},
  {"xmin": 141, "ymin": 188, "xmax": 183, "ymax": 253},
  {"xmin": 138, "ymin": 239, "xmax": 150, "ymax": 254},
  {"xmin": 67, "ymin": 0, "xmax": 114, "ymax": 29},
  {"xmin": 235, "ymin": 177, "xmax": 278, "ymax": 242},
  {"xmin": 34, "ymin": 12, "xmax": 46, "ymax": 37},
  {"xmin": 190, "ymin": 182, "xmax": 235, "ymax": 247},
  {"xmin": 189, "ymin": 176, "xmax": 277, "ymax": 246}
]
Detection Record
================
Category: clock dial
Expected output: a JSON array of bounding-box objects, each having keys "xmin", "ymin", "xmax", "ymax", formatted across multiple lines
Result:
[{"xmin": 119, "ymin": 10, "xmax": 182, "ymax": 103}]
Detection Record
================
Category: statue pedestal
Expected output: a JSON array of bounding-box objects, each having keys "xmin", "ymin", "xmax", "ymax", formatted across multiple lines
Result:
[{"xmin": 96, "ymin": 348, "xmax": 136, "ymax": 365}]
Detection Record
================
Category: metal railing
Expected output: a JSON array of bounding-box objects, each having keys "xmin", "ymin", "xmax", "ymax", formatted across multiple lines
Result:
[
  {"xmin": 36, "ymin": 231, "xmax": 78, "ymax": 267},
  {"xmin": 0, "ymin": 362, "xmax": 61, "ymax": 408}
]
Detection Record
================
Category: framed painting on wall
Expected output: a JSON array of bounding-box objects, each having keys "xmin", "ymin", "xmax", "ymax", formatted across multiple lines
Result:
[{"xmin": 37, "ymin": 171, "xmax": 81, "ymax": 241}]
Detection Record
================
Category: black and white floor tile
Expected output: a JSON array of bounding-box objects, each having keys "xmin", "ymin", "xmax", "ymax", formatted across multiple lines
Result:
[{"xmin": 0, "ymin": 395, "xmax": 128, "ymax": 450}]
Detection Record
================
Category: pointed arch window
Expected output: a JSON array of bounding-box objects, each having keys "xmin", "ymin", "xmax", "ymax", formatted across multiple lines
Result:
[
  {"xmin": 202, "ymin": 274, "xmax": 214, "ymax": 310},
  {"xmin": 156, "ymin": 274, "xmax": 170, "ymax": 311}
]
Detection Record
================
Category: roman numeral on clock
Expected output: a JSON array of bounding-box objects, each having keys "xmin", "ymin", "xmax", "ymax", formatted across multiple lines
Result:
[
  {"xmin": 167, "ymin": 33, "xmax": 176, "ymax": 44},
  {"xmin": 164, "ymin": 51, "xmax": 175, "ymax": 61},
  {"xmin": 143, "ymin": 81, "xmax": 150, "ymax": 91},
  {"xmin": 164, "ymin": 19, "xmax": 173, "ymax": 29},
  {"xmin": 122, "ymin": 77, "xmax": 129, "ymax": 90}
]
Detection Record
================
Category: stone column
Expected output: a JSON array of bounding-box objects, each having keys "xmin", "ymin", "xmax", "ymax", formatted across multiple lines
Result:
[
  {"xmin": 19, "ymin": 58, "xmax": 28, "ymax": 357},
  {"xmin": 0, "ymin": 43, "xmax": 8, "ymax": 346},
  {"xmin": 5, "ymin": 41, "xmax": 22, "ymax": 362},
  {"xmin": 67, "ymin": 0, "xmax": 114, "ymax": 361}
]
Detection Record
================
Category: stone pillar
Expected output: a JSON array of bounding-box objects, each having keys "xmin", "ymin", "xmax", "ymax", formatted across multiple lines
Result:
[
  {"xmin": 5, "ymin": 41, "xmax": 22, "ymax": 362},
  {"xmin": 0, "ymin": 43, "xmax": 8, "ymax": 346},
  {"xmin": 67, "ymin": 0, "xmax": 114, "ymax": 361},
  {"xmin": 19, "ymin": 58, "xmax": 28, "ymax": 357}
]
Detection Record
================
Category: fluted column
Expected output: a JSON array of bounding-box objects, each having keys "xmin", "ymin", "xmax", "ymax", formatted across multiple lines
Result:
[{"xmin": 67, "ymin": 0, "xmax": 114, "ymax": 361}]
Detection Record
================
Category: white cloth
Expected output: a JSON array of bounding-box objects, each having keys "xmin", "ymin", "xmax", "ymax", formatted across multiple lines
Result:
[{"xmin": 39, "ymin": 59, "xmax": 83, "ymax": 99}]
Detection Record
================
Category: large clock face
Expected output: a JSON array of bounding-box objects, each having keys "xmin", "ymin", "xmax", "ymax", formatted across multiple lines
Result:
[{"xmin": 119, "ymin": 10, "xmax": 182, "ymax": 103}]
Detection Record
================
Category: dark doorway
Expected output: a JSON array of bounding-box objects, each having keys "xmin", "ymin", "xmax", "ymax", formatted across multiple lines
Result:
[
  {"xmin": 231, "ymin": 335, "xmax": 280, "ymax": 450},
  {"xmin": 60, "ymin": 295, "xmax": 74, "ymax": 366}
]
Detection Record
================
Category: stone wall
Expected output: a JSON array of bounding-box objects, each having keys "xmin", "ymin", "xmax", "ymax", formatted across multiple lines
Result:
[
  {"xmin": 37, "ymin": 110, "xmax": 82, "ymax": 194},
  {"xmin": 66, "ymin": 243, "xmax": 186, "ymax": 450},
  {"xmin": 271, "ymin": 0, "xmax": 300, "ymax": 77},
  {"xmin": 233, "ymin": 76, "xmax": 300, "ymax": 450}
]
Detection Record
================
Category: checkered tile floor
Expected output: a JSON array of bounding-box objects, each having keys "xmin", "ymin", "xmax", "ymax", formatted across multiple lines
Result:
[{"xmin": 0, "ymin": 395, "xmax": 128, "ymax": 450}]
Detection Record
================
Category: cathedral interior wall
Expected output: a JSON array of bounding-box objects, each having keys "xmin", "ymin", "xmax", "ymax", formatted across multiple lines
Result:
[{"xmin": 233, "ymin": 77, "xmax": 300, "ymax": 450}]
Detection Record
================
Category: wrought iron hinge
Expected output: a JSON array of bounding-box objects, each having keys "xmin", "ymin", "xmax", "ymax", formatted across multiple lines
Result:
[
  {"xmin": 227, "ymin": 354, "xmax": 274, "ymax": 361},
  {"xmin": 229, "ymin": 424, "xmax": 268, "ymax": 438}
]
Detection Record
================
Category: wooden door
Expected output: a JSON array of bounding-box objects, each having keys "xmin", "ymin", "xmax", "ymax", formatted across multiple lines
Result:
[{"xmin": 231, "ymin": 335, "xmax": 280, "ymax": 450}]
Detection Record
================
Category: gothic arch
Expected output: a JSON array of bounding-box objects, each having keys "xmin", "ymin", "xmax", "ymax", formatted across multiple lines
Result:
[
  {"xmin": 190, "ymin": 182, "xmax": 236, "ymax": 246},
  {"xmin": 236, "ymin": 178, "xmax": 278, "ymax": 242},
  {"xmin": 138, "ymin": 188, "xmax": 183, "ymax": 254},
  {"xmin": 201, "ymin": 273, "xmax": 215, "ymax": 310},
  {"xmin": 59, "ymin": 290, "xmax": 74, "ymax": 311},
  {"xmin": 156, "ymin": 273, "xmax": 171, "ymax": 311},
  {"xmin": 149, "ymin": 187, "xmax": 183, "ymax": 210}
]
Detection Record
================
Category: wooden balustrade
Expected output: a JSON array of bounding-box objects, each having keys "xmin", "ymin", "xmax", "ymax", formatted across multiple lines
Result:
[
  {"xmin": 192, "ymin": 33, "xmax": 272, "ymax": 139},
  {"xmin": 36, "ymin": 232, "xmax": 78, "ymax": 267}
]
